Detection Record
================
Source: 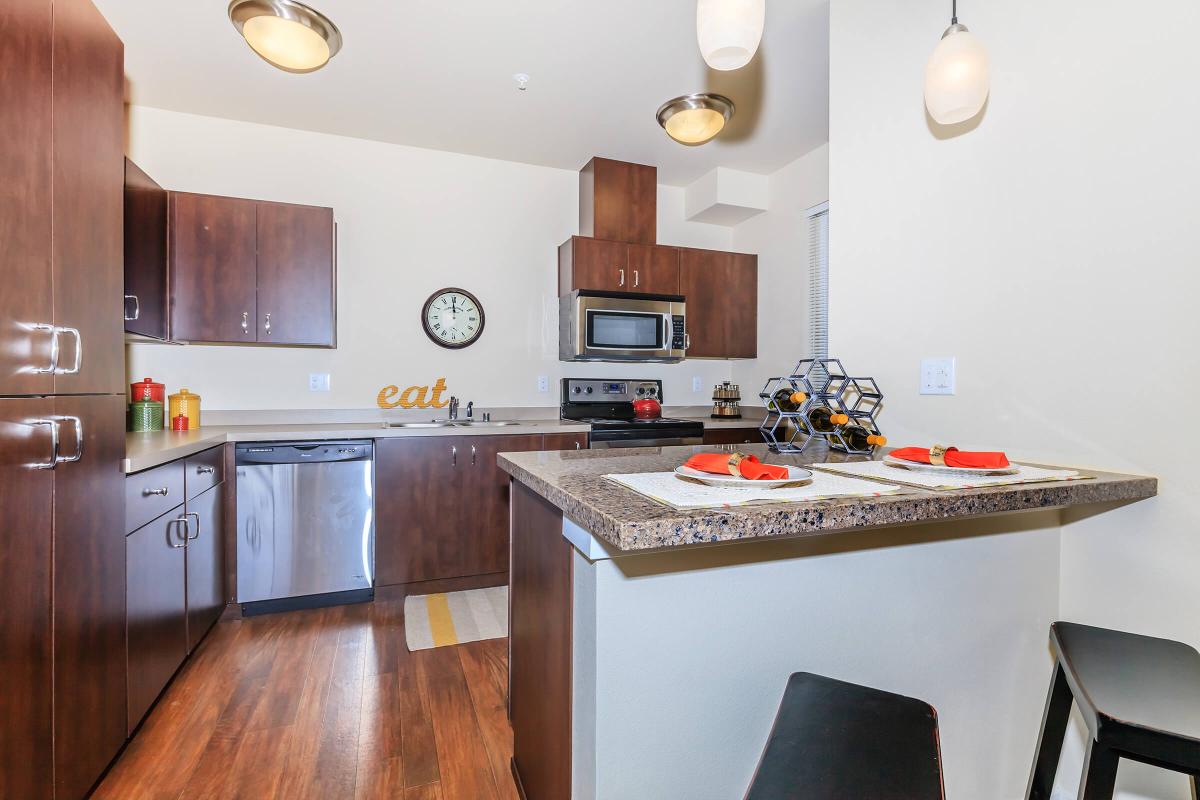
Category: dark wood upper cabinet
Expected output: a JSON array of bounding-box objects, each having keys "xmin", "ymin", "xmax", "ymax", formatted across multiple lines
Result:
[
  {"xmin": 0, "ymin": 398, "xmax": 56, "ymax": 800},
  {"xmin": 51, "ymin": 394, "xmax": 127, "ymax": 800},
  {"xmin": 51, "ymin": 0, "xmax": 124, "ymax": 395},
  {"xmin": 169, "ymin": 192, "xmax": 258, "ymax": 344},
  {"xmin": 0, "ymin": 0, "xmax": 55, "ymax": 397},
  {"xmin": 579, "ymin": 157, "xmax": 656, "ymax": 245},
  {"xmin": 256, "ymin": 201, "xmax": 336, "ymax": 346},
  {"xmin": 559, "ymin": 236, "xmax": 680, "ymax": 295},
  {"xmin": 124, "ymin": 159, "xmax": 169, "ymax": 340},
  {"xmin": 679, "ymin": 247, "xmax": 758, "ymax": 359},
  {"xmin": 627, "ymin": 243, "xmax": 680, "ymax": 294}
]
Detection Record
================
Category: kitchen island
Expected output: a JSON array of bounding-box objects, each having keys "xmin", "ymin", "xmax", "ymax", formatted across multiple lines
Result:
[{"xmin": 498, "ymin": 443, "xmax": 1156, "ymax": 800}]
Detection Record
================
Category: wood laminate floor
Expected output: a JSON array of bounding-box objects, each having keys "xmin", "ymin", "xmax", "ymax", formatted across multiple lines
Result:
[{"xmin": 93, "ymin": 601, "xmax": 520, "ymax": 800}]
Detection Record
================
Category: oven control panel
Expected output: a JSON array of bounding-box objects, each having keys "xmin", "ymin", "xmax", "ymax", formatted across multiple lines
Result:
[{"xmin": 562, "ymin": 378, "xmax": 662, "ymax": 404}]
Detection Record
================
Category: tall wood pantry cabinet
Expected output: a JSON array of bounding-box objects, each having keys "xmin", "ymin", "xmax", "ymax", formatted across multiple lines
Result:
[{"xmin": 1, "ymin": 1, "xmax": 127, "ymax": 797}]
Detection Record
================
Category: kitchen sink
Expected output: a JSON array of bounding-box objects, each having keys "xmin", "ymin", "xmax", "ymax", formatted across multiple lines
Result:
[{"xmin": 383, "ymin": 420, "xmax": 522, "ymax": 428}]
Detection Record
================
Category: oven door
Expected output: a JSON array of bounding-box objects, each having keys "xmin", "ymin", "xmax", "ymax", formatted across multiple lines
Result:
[{"xmin": 561, "ymin": 292, "xmax": 687, "ymax": 362}]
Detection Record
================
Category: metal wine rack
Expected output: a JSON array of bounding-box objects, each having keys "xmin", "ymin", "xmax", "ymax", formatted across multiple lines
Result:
[{"xmin": 757, "ymin": 357, "xmax": 885, "ymax": 454}]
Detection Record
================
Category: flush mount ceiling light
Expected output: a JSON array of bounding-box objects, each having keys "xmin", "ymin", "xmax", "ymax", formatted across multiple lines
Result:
[
  {"xmin": 697, "ymin": 0, "xmax": 765, "ymax": 71},
  {"xmin": 228, "ymin": 0, "xmax": 342, "ymax": 74},
  {"xmin": 924, "ymin": 0, "xmax": 990, "ymax": 125},
  {"xmin": 657, "ymin": 93, "xmax": 735, "ymax": 146}
]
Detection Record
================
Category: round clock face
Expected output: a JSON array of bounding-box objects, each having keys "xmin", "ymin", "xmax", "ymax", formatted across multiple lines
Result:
[{"xmin": 421, "ymin": 288, "xmax": 485, "ymax": 349}]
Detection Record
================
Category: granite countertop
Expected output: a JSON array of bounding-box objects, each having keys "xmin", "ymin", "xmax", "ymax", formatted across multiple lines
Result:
[
  {"xmin": 124, "ymin": 418, "xmax": 590, "ymax": 474},
  {"xmin": 497, "ymin": 442, "xmax": 1157, "ymax": 552}
]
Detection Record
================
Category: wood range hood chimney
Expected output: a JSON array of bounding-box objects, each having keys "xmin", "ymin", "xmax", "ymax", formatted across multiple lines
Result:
[{"xmin": 578, "ymin": 157, "xmax": 657, "ymax": 246}]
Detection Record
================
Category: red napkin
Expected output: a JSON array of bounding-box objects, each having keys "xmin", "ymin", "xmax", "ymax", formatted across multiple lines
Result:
[
  {"xmin": 684, "ymin": 453, "xmax": 790, "ymax": 481},
  {"xmin": 889, "ymin": 446, "xmax": 1010, "ymax": 469}
]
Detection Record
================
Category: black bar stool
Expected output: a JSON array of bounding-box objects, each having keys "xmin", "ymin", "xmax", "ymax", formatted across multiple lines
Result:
[
  {"xmin": 744, "ymin": 672, "xmax": 944, "ymax": 799},
  {"xmin": 1027, "ymin": 621, "xmax": 1200, "ymax": 799}
]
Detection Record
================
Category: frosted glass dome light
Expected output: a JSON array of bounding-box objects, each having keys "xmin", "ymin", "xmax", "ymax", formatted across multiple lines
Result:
[
  {"xmin": 228, "ymin": 0, "xmax": 343, "ymax": 74},
  {"xmin": 924, "ymin": 22, "xmax": 990, "ymax": 125},
  {"xmin": 697, "ymin": 0, "xmax": 766, "ymax": 71}
]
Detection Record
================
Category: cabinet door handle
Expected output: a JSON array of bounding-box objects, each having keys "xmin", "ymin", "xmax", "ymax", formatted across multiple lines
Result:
[
  {"xmin": 185, "ymin": 511, "xmax": 201, "ymax": 541},
  {"xmin": 633, "ymin": 270, "xmax": 639, "ymax": 288},
  {"xmin": 124, "ymin": 294, "xmax": 140, "ymax": 321},
  {"xmin": 575, "ymin": 441, "xmax": 581, "ymax": 450},
  {"xmin": 55, "ymin": 415, "xmax": 83, "ymax": 463},
  {"xmin": 471, "ymin": 444, "xmax": 477, "ymax": 466},
  {"xmin": 170, "ymin": 516, "xmax": 188, "ymax": 548},
  {"xmin": 241, "ymin": 312, "xmax": 249, "ymax": 334},
  {"xmin": 197, "ymin": 465, "xmax": 215, "ymax": 475},
  {"xmin": 143, "ymin": 486, "xmax": 170, "ymax": 497},
  {"xmin": 57, "ymin": 327, "xmax": 82, "ymax": 375},
  {"xmin": 28, "ymin": 418, "xmax": 60, "ymax": 470},
  {"xmin": 264, "ymin": 313, "xmax": 272, "ymax": 335},
  {"xmin": 618, "ymin": 268, "xmax": 625, "ymax": 287},
  {"xmin": 30, "ymin": 324, "xmax": 60, "ymax": 375},
  {"xmin": 451, "ymin": 445, "xmax": 457, "ymax": 467}
]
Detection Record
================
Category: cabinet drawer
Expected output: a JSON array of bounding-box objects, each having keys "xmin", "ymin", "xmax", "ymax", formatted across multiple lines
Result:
[
  {"xmin": 185, "ymin": 446, "xmax": 224, "ymax": 500},
  {"xmin": 125, "ymin": 460, "xmax": 186, "ymax": 533}
]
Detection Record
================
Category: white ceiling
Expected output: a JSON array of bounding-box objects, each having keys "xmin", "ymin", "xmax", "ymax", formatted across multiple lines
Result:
[{"xmin": 95, "ymin": 0, "xmax": 829, "ymax": 186}]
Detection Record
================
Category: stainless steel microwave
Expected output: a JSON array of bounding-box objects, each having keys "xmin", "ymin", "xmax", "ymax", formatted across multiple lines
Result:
[{"xmin": 559, "ymin": 290, "xmax": 687, "ymax": 362}]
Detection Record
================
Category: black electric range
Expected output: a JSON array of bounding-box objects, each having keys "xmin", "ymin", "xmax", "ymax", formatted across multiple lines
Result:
[{"xmin": 560, "ymin": 378, "xmax": 704, "ymax": 449}]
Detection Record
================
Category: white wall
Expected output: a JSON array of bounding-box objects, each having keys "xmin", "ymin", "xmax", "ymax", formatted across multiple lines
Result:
[
  {"xmin": 125, "ymin": 106, "xmax": 735, "ymax": 410},
  {"xmin": 831, "ymin": 2, "xmax": 1199, "ymax": 798},
  {"xmin": 731, "ymin": 144, "xmax": 829, "ymax": 400}
]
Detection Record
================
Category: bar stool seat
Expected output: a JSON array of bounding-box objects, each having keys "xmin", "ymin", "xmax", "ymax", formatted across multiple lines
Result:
[
  {"xmin": 744, "ymin": 672, "xmax": 944, "ymax": 800},
  {"xmin": 1027, "ymin": 621, "xmax": 1200, "ymax": 799}
]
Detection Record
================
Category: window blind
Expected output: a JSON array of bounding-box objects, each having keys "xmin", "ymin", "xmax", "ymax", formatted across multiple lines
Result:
[{"xmin": 807, "ymin": 204, "xmax": 829, "ymax": 362}]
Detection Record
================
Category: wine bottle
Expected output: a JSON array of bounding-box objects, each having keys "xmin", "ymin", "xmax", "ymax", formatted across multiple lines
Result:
[
  {"xmin": 841, "ymin": 424, "xmax": 887, "ymax": 450},
  {"xmin": 807, "ymin": 406, "xmax": 849, "ymax": 432},
  {"xmin": 771, "ymin": 389, "xmax": 807, "ymax": 413}
]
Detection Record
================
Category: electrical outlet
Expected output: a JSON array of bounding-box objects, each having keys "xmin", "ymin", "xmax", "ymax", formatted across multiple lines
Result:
[
  {"xmin": 309, "ymin": 373, "xmax": 331, "ymax": 392},
  {"xmin": 692, "ymin": 376, "xmax": 703, "ymax": 392},
  {"xmin": 537, "ymin": 375, "xmax": 550, "ymax": 393},
  {"xmin": 920, "ymin": 358, "xmax": 955, "ymax": 395}
]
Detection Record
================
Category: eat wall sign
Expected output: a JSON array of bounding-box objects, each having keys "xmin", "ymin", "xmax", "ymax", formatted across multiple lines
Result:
[{"xmin": 377, "ymin": 378, "xmax": 451, "ymax": 409}]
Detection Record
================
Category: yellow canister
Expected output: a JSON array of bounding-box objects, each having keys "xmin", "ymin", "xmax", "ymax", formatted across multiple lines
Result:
[{"xmin": 168, "ymin": 388, "xmax": 201, "ymax": 429}]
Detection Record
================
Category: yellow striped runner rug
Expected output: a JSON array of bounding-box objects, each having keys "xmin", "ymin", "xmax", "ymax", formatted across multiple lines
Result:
[{"xmin": 404, "ymin": 586, "xmax": 508, "ymax": 651}]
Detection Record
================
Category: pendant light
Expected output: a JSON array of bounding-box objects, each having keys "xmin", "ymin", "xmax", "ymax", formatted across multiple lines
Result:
[
  {"xmin": 923, "ymin": 0, "xmax": 990, "ymax": 125},
  {"xmin": 657, "ymin": 94, "xmax": 736, "ymax": 146},
  {"xmin": 228, "ymin": 0, "xmax": 343, "ymax": 74},
  {"xmin": 697, "ymin": 0, "xmax": 765, "ymax": 71}
]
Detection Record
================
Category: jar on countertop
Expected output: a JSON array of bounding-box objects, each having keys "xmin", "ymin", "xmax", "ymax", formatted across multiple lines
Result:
[{"xmin": 168, "ymin": 389, "xmax": 201, "ymax": 429}]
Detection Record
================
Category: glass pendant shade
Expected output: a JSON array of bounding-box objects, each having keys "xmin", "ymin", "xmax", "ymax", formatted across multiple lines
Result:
[
  {"xmin": 696, "ymin": 0, "xmax": 766, "ymax": 71},
  {"xmin": 924, "ymin": 25, "xmax": 990, "ymax": 125},
  {"xmin": 228, "ymin": 0, "xmax": 342, "ymax": 74}
]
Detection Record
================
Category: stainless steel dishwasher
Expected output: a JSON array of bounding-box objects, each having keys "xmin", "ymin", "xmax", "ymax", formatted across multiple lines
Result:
[{"xmin": 235, "ymin": 440, "xmax": 374, "ymax": 615}]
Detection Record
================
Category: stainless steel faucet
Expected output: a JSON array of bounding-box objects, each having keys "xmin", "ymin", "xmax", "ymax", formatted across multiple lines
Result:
[
  {"xmin": 466, "ymin": 401, "xmax": 474, "ymax": 420},
  {"xmin": 448, "ymin": 396, "xmax": 459, "ymax": 420}
]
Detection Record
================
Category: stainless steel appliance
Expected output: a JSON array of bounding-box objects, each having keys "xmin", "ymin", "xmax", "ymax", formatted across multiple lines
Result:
[
  {"xmin": 561, "ymin": 378, "xmax": 704, "ymax": 448},
  {"xmin": 236, "ymin": 440, "xmax": 374, "ymax": 614},
  {"xmin": 560, "ymin": 290, "xmax": 687, "ymax": 362}
]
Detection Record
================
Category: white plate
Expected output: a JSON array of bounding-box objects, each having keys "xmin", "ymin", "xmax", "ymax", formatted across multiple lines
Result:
[
  {"xmin": 882, "ymin": 454, "xmax": 1019, "ymax": 476},
  {"xmin": 673, "ymin": 464, "xmax": 813, "ymax": 489}
]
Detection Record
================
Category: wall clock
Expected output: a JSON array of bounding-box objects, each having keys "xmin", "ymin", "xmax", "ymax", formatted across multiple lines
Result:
[{"xmin": 421, "ymin": 287, "xmax": 485, "ymax": 349}]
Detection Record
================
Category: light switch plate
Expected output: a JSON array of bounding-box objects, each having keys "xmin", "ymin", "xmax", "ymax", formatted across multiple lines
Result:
[
  {"xmin": 692, "ymin": 376, "xmax": 703, "ymax": 392},
  {"xmin": 537, "ymin": 375, "xmax": 550, "ymax": 393},
  {"xmin": 920, "ymin": 358, "xmax": 955, "ymax": 395},
  {"xmin": 309, "ymin": 373, "xmax": 331, "ymax": 392}
]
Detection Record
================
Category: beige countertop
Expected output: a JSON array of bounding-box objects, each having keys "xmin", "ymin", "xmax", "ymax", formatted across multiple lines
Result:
[{"xmin": 123, "ymin": 406, "xmax": 767, "ymax": 474}]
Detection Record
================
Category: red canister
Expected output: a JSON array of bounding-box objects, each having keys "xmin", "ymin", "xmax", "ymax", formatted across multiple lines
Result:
[
  {"xmin": 171, "ymin": 414, "xmax": 189, "ymax": 431},
  {"xmin": 131, "ymin": 377, "xmax": 165, "ymax": 403}
]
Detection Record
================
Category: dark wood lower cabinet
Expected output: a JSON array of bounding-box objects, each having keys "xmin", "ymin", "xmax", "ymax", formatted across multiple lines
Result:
[
  {"xmin": 376, "ymin": 433, "xmax": 568, "ymax": 588},
  {"xmin": 509, "ymin": 481, "xmax": 573, "ymax": 800},
  {"xmin": 126, "ymin": 505, "xmax": 188, "ymax": 733},
  {"xmin": 125, "ymin": 449, "xmax": 226, "ymax": 732},
  {"xmin": 543, "ymin": 432, "xmax": 588, "ymax": 451},
  {"xmin": 702, "ymin": 426, "xmax": 764, "ymax": 446},
  {"xmin": 185, "ymin": 483, "xmax": 225, "ymax": 651}
]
